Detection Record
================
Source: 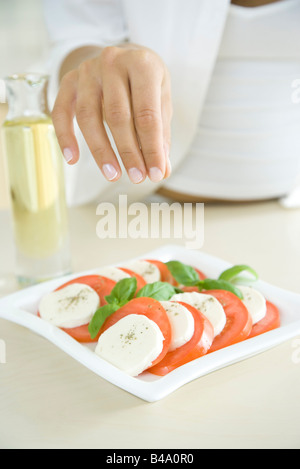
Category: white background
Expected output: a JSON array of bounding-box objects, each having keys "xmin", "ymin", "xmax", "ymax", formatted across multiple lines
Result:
[{"xmin": 0, "ymin": 0, "xmax": 49, "ymax": 85}]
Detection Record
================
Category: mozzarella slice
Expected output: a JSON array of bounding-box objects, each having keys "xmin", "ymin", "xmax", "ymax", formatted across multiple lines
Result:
[
  {"xmin": 238, "ymin": 285, "xmax": 267, "ymax": 325},
  {"xmin": 122, "ymin": 260, "xmax": 161, "ymax": 284},
  {"xmin": 160, "ymin": 301, "xmax": 195, "ymax": 351},
  {"xmin": 170, "ymin": 291, "xmax": 226, "ymax": 337},
  {"xmin": 95, "ymin": 314, "xmax": 164, "ymax": 376},
  {"xmin": 94, "ymin": 266, "xmax": 131, "ymax": 283},
  {"xmin": 39, "ymin": 283, "xmax": 100, "ymax": 328}
]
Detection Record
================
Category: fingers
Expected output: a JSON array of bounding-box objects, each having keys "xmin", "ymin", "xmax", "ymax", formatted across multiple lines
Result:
[
  {"xmin": 129, "ymin": 54, "xmax": 166, "ymax": 182},
  {"xmin": 161, "ymin": 72, "xmax": 173, "ymax": 179},
  {"xmin": 75, "ymin": 61, "xmax": 121, "ymax": 181},
  {"xmin": 53, "ymin": 63, "xmax": 122, "ymax": 181},
  {"xmin": 102, "ymin": 67, "xmax": 147, "ymax": 184},
  {"xmin": 51, "ymin": 70, "xmax": 80, "ymax": 165}
]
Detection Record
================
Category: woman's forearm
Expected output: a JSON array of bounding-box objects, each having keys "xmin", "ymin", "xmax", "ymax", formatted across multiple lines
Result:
[{"xmin": 231, "ymin": 0, "xmax": 283, "ymax": 7}]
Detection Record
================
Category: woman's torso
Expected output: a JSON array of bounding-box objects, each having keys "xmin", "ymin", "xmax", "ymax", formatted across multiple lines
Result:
[{"xmin": 162, "ymin": 0, "xmax": 300, "ymax": 202}]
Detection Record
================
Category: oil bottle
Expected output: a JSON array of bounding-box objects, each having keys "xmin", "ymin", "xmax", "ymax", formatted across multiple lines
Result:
[{"xmin": 1, "ymin": 73, "xmax": 72, "ymax": 286}]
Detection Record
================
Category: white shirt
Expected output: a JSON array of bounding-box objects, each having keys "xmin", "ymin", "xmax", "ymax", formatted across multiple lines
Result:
[
  {"xmin": 166, "ymin": 0, "xmax": 300, "ymax": 202},
  {"xmin": 41, "ymin": 0, "xmax": 300, "ymax": 207}
]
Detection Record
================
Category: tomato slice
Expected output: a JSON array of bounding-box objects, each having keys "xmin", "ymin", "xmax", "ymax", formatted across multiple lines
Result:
[
  {"xmin": 194, "ymin": 268, "xmax": 207, "ymax": 281},
  {"xmin": 163, "ymin": 267, "xmax": 207, "ymax": 290},
  {"xmin": 53, "ymin": 275, "xmax": 116, "ymax": 343},
  {"xmin": 148, "ymin": 302, "xmax": 214, "ymax": 376},
  {"xmin": 60, "ymin": 323, "xmax": 98, "ymax": 343},
  {"xmin": 118, "ymin": 267, "xmax": 147, "ymax": 292},
  {"xmin": 145, "ymin": 259, "xmax": 178, "ymax": 285},
  {"xmin": 207, "ymin": 290, "xmax": 253, "ymax": 353},
  {"xmin": 248, "ymin": 301, "xmax": 280, "ymax": 339},
  {"xmin": 135, "ymin": 259, "xmax": 206, "ymax": 286},
  {"xmin": 99, "ymin": 297, "xmax": 172, "ymax": 367}
]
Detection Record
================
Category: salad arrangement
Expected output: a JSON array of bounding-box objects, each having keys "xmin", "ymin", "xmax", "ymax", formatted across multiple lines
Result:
[{"xmin": 37, "ymin": 259, "xmax": 280, "ymax": 377}]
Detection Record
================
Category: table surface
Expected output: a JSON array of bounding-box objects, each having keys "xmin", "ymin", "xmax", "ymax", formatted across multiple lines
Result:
[{"xmin": 0, "ymin": 199, "xmax": 300, "ymax": 449}]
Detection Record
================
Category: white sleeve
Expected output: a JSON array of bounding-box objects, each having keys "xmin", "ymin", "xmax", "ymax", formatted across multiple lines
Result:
[{"xmin": 41, "ymin": 0, "xmax": 129, "ymax": 105}]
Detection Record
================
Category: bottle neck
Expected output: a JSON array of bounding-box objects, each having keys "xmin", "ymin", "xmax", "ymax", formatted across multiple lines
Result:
[{"xmin": 4, "ymin": 74, "xmax": 50, "ymax": 122}]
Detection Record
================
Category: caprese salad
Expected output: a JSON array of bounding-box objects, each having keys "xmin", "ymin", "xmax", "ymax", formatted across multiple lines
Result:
[{"xmin": 37, "ymin": 259, "xmax": 281, "ymax": 377}]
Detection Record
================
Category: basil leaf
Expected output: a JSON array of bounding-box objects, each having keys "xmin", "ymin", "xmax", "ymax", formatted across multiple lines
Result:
[
  {"xmin": 197, "ymin": 279, "xmax": 244, "ymax": 299},
  {"xmin": 88, "ymin": 303, "xmax": 119, "ymax": 339},
  {"xmin": 165, "ymin": 260, "xmax": 200, "ymax": 286},
  {"xmin": 218, "ymin": 264, "xmax": 258, "ymax": 285},
  {"xmin": 174, "ymin": 287, "xmax": 184, "ymax": 294},
  {"xmin": 136, "ymin": 281, "xmax": 179, "ymax": 301},
  {"xmin": 105, "ymin": 277, "xmax": 137, "ymax": 306}
]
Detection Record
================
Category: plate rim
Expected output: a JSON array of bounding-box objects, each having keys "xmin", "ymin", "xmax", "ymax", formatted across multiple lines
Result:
[{"xmin": 1, "ymin": 244, "xmax": 300, "ymax": 402}]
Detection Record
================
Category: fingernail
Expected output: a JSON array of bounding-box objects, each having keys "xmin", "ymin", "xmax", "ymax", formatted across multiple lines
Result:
[
  {"xmin": 103, "ymin": 163, "xmax": 119, "ymax": 181},
  {"xmin": 128, "ymin": 168, "xmax": 144, "ymax": 184},
  {"xmin": 63, "ymin": 148, "xmax": 74, "ymax": 163},
  {"xmin": 149, "ymin": 167, "xmax": 163, "ymax": 182}
]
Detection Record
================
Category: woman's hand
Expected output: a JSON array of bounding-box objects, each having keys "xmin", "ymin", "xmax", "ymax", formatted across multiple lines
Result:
[{"xmin": 52, "ymin": 45, "xmax": 173, "ymax": 184}]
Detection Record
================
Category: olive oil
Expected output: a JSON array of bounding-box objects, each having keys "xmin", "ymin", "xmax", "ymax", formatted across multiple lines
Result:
[{"xmin": 2, "ymin": 74, "xmax": 71, "ymax": 285}]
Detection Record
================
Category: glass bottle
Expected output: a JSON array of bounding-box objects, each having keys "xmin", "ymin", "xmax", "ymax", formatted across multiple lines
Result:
[{"xmin": 1, "ymin": 73, "xmax": 72, "ymax": 286}]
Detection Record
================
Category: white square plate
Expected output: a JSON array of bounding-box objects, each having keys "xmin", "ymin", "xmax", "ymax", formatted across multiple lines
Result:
[{"xmin": 1, "ymin": 244, "xmax": 300, "ymax": 402}]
